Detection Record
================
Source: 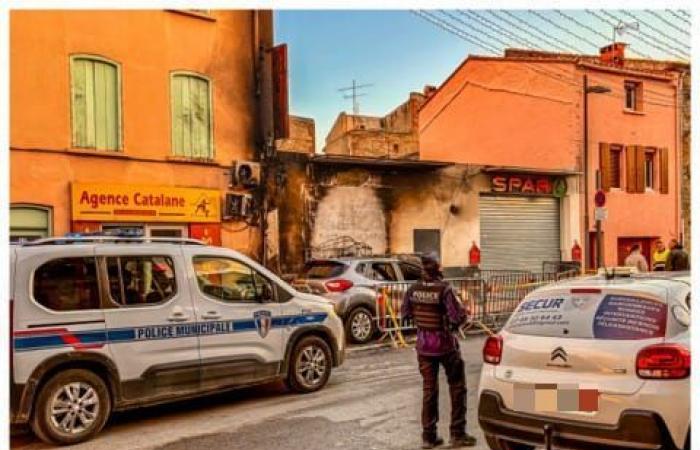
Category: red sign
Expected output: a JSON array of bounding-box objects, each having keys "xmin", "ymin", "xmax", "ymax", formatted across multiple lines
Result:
[
  {"xmin": 272, "ymin": 44, "xmax": 290, "ymax": 139},
  {"xmin": 189, "ymin": 224, "xmax": 222, "ymax": 246},
  {"xmin": 491, "ymin": 174, "xmax": 556, "ymax": 195},
  {"xmin": 594, "ymin": 190, "xmax": 606, "ymax": 207}
]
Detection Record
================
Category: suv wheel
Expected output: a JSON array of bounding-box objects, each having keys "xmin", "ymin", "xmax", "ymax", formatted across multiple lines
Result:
[
  {"xmin": 287, "ymin": 336, "xmax": 332, "ymax": 393},
  {"xmin": 484, "ymin": 434, "xmax": 534, "ymax": 450},
  {"xmin": 346, "ymin": 306, "xmax": 375, "ymax": 344},
  {"xmin": 31, "ymin": 369, "xmax": 111, "ymax": 445}
]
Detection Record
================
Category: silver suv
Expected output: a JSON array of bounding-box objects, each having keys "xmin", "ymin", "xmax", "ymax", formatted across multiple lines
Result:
[{"xmin": 292, "ymin": 257, "xmax": 422, "ymax": 344}]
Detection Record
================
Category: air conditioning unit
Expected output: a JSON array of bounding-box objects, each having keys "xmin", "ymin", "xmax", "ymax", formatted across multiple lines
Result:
[
  {"xmin": 224, "ymin": 193, "xmax": 256, "ymax": 219},
  {"xmin": 232, "ymin": 161, "xmax": 261, "ymax": 188}
]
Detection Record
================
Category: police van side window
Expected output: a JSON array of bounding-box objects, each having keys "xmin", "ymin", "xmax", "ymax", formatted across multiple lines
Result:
[
  {"xmin": 106, "ymin": 256, "xmax": 177, "ymax": 306},
  {"xmin": 33, "ymin": 257, "xmax": 100, "ymax": 311},
  {"xmin": 193, "ymin": 257, "xmax": 274, "ymax": 303}
]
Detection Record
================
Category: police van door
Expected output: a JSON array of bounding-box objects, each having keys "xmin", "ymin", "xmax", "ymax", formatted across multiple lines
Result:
[
  {"xmin": 185, "ymin": 247, "xmax": 284, "ymax": 390},
  {"xmin": 96, "ymin": 245, "xmax": 201, "ymax": 400}
]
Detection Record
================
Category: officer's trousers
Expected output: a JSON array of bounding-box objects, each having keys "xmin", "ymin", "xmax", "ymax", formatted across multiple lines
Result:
[{"xmin": 417, "ymin": 350, "xmax": 467, "ymax": 442}]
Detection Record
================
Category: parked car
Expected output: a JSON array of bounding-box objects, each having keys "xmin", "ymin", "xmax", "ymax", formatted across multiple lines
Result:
[
  {"xmin": 292, "ymin": 257, "xmax": 423, "ymax": 344},
  {"xmin": 478, "ymin": 272, "xmax": 690, "ymax": 450},
  {"xmin": 10, "ymin": 236, "xmax": 345, "ymax": 445}
]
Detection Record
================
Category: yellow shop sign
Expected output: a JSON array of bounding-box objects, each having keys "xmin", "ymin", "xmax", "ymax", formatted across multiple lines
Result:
[{"xmin": 71, "ymin": 183, "xmax": 220, "ymax": 223}]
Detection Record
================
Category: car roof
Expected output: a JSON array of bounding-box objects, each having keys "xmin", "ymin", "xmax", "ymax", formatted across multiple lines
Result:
[
  {"xmin": 308, "ymin": 257, "xmax": 400, "ymax": 264},
  {"xmin": 535, "ymin": 272, "xmax": 690, "ymax": 299}
]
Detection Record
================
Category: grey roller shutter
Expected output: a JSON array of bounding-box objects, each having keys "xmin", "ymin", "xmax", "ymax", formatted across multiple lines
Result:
[{"xmin": 479, "ymin": 195, "xmax": 561, "ymax": 272}]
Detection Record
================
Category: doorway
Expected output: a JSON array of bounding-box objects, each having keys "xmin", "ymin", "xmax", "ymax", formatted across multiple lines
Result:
[
  {"xmin": 617, "ymin": 237, "xmax": 657, "ymax": 268},
  {"xmin": 413, "ymin": 229, "xmax": 441, "ymax": 261}
]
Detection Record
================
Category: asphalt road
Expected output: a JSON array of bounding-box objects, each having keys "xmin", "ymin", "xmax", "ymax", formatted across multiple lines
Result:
[{"xmin": 12, "ymin": 336, "xmax": 493, "ymax": 450}]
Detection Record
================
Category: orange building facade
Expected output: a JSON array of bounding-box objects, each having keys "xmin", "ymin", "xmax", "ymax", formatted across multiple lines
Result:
[
  {"xmin": 419, "ymin": 47, "xmax": 685, "ymax": 270},
  {"xmin": 10, "ymin": 10, "xmax": 275, "ymax": 258}
]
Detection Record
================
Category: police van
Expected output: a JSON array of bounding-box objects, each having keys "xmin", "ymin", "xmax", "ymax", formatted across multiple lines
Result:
[{"xmin": 10, "ymin": 235, "xmax": 345, "ymax": 445}]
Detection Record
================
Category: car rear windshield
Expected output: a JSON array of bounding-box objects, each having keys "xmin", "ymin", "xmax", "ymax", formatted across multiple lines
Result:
[
  {"xmin": 505, "ymin": 293, "xmax": 667, "ymax": 340},
  {"xmin": 299, "ymin": 261, "xmax": 347, "ymax": 279}
]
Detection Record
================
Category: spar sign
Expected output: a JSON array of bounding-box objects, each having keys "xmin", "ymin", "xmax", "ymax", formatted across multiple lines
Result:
[{"xmin": 71, "ymin": 183, "xmax": 221, "ymax": 223}]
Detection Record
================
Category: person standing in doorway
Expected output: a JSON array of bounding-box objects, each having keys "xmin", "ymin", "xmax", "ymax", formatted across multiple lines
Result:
[
  {"xmin": 401, "ymin": 253, "xmax": 477, "ymax": 449},
  {"xmin": 651, "ymin": 240, "xmax": 670, "ymax": 271},
  {"xmin": 624, "ymin": 244, "xmax": 649, "ymax": 272},
  {"xmin": 666, "ymin": 239, "xmax": 690, "ymax": 271}
]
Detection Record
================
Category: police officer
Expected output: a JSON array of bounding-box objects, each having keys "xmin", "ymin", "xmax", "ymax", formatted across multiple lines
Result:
[{"xmin": 401, "ymin": 253, "xmax": 477, "ymax": 449}]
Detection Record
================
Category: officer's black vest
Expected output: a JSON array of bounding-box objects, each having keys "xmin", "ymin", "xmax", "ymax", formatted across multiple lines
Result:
[{"xmin": 409, "ymin": 281, "xmax": 447, "ymax": 331}]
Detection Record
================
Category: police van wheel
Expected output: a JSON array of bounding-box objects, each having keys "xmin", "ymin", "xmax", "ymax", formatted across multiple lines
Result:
[
  {"xmin": 346, "ymin": 307, "xmax": 375, "ymax": 344},
  {"xmin": 31, "ymin": 369, "xmax": 111, "ymax": 445},
  {"xmin": 484, "ymin": 434, "xmax": 534, "ymax": 450},
  {"xmin": 287, "ymin": 336, "xmax": 332, "ymax": 393}
]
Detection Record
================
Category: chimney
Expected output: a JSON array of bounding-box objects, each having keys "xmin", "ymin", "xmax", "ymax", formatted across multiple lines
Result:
[
  {"xmin": 423, "ymin": 85, "xmax": 437, "ymax": 98},
  {"xmin": 600, "ymin": 43, "xmax": 627, "ymax": 67}
]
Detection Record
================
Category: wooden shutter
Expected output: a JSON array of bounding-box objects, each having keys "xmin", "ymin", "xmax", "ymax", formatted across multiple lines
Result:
[
  {"xmin": 625, "ymin": 145, "xmax": 637, "ymax": 193},
  {"xmin": 171, "ymin": 74, "xmax": 212, "ymax": 158},
  {"xmin": 71, "ymin": 57, "xmax": 119, "ymax": 150},
  {"xmin": 660, "ymin": 147, "xmax": 669, "ymax": 194},
  {"xmin": 635, "ymin": 146, "xmax": 646, "ymax": 193},
  {"xmin": 599, "ymin": 143, "xmax": 612, "ymax": 191}
]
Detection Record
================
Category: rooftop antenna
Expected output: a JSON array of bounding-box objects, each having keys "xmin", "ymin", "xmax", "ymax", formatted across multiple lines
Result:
[
  {"xmin": 613, "ymin": 19, "xmax": 639, "ymax": 45},
  {"xmin": 338, "ymin": 79, "xmax": 373, "ymax": 115}
]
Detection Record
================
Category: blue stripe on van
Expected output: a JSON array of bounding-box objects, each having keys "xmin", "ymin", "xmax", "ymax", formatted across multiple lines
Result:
[{"xmin": 13, "ymin": 312, "xmax": 328, "ymax": 352}]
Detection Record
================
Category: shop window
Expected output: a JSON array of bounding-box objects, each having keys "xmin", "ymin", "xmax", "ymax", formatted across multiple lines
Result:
[
  {"xmin": 10, "ymin": 205, "xmax": 52, "ymax": 243},
  {"xmin": 70, "ymin": 55, "xmax": 121, "ymax": 150},
  {"xmin": 193, "ymin": 257, "xmax": 274, "ymax": 303},
  {"xmin": 33, "ymin": 257, "xmax": 100, "ymax": 311},
  {"xmin": 106, "ymin": 256, "xmax": 177, "ymax": 306},
  {"xmin": 171, "ymin": 72, "xmax": 213, "ymax": 159},
  {"xmin": 624, "ymin": 81, "xmax": 643, "ymax": 112}
]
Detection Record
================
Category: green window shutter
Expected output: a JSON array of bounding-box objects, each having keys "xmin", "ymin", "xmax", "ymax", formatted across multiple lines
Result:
[
  {"xmin": 171, "ymin": 74, "xmax": 212, "ymax": 158},
  {"xmin": 71, "ymin": 57, "xmax": 120, "ymax": 150},
  {"xmin": 10, "ymin": 206, "xmax": 51, "ymax": 242}
]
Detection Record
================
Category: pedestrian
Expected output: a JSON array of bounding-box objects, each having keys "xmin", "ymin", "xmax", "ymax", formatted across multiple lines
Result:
[
  {"xmin": 666, "ymin": 239, "xmax": 690, "ymax": 271},
  {"xmin": 401, "ymin": 252, "xmax": 477, "ymax": 449},
  {"xmin": 624, "ymin": 244, "xmax": 649, "ymax": 272},
  {"xmin": 651, "ymin": 239, "xmax": 670, "ymax": 271}
]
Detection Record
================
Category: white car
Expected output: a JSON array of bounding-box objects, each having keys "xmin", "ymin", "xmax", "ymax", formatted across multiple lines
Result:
[
  {"xmin": 477, "ymin": 272, "xmax": 690, "ymax": 450},
  {"xmin": 10, "ymin": 235, "xmax": 345, "ymax": 445}
]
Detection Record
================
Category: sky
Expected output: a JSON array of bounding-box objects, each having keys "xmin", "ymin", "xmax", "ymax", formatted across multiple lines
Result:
[{"xmin": 274, "ymin": 10, "xmax": 691, "ymax": 151}]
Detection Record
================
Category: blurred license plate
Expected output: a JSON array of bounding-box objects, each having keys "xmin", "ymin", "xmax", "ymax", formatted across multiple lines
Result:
[{"xmin": 512, "ymin": 383, "xmax": 599, "ymax": 412}]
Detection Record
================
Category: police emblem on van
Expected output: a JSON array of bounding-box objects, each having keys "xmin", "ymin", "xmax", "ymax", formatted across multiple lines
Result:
[{"xmin": 254, "ymin": 310, "xmax": 272, "ymax": 338}]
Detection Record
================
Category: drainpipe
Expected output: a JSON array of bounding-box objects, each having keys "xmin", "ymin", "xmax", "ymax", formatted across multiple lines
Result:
[{"xmin": 583, "ymin": 74, "xmax": 590, "ymax": 270}]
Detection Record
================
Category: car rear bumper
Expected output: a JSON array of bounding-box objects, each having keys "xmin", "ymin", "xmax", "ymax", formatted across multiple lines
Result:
[{"xmin": 478, "ymin": 390, "xmax": 681, "ymax": 450}]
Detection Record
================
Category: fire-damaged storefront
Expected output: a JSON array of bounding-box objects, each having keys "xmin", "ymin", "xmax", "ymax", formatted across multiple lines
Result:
[{"xmin": 479, "ymin": 172, "xmax": 576, "ymax": 272}]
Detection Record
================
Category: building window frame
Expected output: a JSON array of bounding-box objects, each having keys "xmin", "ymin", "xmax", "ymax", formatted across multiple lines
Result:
[
  {"xmin": 644, "ymin": 147, "xmax": 657, "ymax": 191},
  {"xmin": 624, "ymin": 80, "xmax": 643, "ymax": 112},
  {"xmin": 169, "ymin": 71, "xmax": 214, "ymax": 160},
  {"xmin": 69, "ymin": 54, "xmax": 123, "ymax": 151},
  {"xmin": 609, "ymin": 144, "xmax": 623, "ymax": 190},
  {"xmin": 10, "ymin": 204, "xmax": 53, "ymax": 243}
]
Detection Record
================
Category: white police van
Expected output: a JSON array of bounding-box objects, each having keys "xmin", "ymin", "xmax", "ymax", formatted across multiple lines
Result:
[{"xmin": 10, "ymin": 235, "xmax": 345, "ymax": 445}]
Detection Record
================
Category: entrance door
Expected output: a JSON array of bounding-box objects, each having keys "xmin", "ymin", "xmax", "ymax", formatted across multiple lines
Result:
[
  {"xmin": 184, "ymin": 247, "xmax": 285, "ymax": 390},
  {"xmin": 617, "ymin": 237, "xmax": 654, "ymax": 268},
  {"xmin": 146, "ymin": 225, "xmax": 188, "ymax": 238},
  {"xmin": 480, "ymin": 195, "xmax": 561, "ymax": 272},
  {"xmin": 413, "ymin": 229, "xmax": 441, "ymax": 260}
]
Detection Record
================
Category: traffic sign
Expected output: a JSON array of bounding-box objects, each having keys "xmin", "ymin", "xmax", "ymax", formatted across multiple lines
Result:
[
  {"xmin": 594, "ymin": 190, "xmax": 606, "ymax": 208},
  {"xmin": 595, "ymin": 207, "xmax": 608, "ymax": 221}
]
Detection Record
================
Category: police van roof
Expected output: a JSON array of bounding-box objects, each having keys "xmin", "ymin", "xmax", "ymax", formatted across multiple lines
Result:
[{"xmin": 18, "ymin": 236, "xmax": 205, "ymax": 247}]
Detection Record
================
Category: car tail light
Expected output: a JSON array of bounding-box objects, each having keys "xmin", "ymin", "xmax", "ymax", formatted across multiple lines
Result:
[
  {"xmin": 636, "ymin": 344, "xmax": 690, "ymax": 379},
  {"xmin": 325, "ymin": 279, "xmax": 354, "ymax": 293},
  {"xmin": 483, "ymin": 335, "xmax": 503, "ymax": 365}
]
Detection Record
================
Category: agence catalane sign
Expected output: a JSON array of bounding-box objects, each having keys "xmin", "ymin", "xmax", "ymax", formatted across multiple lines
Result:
[{"xmin": 71, "ymin": 183, "xmax": 220, "ymax": 223}]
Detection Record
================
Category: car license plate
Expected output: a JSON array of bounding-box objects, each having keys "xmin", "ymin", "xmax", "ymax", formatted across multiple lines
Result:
[{"xmin": 512, "ymin": 383, "xmax": 599, "ymax": 412}]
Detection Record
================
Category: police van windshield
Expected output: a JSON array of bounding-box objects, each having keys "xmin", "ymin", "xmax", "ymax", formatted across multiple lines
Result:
[{"xmin": 505, "ymin": 292, "xmax": 668, "ymax": 340}]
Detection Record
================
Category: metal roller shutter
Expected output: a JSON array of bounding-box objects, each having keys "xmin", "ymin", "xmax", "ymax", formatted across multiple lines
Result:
[{"xmin": 480, "ymin": 195, "xmax": 561, "ymax": 272}]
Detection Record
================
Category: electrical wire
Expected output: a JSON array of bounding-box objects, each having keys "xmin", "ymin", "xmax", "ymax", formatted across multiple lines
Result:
[
  {"xmin": 441, "ymin": 10, "xmax": 514, "ymax": 50},
  {"xmin": 527, "ymin": 10, "xmax": 602, "ymax": 51},
  {"xmin": 612, "ymin": 10, "xmax": 690, "ymax": 58},
  {"xmin": 644, "ymin": 10, "xmax": 690, "ymax": 37},
  {"xmin": 459, "ymin": 10, "xmax": 542, "ymax": 50},
  {"xmin": 499, "ymin": 10, "xmax": 580, "ymax": 53},
  {"xmin": 666, "ymin": 9, "xmax": 691, "ymax": 26},
  {"xmin": 620, "ymin": 10, "xmax": 690, "ymax": 51},
  {"xmin": 411, "ymin": 10, "xmax": 500, "ymax": 54}
]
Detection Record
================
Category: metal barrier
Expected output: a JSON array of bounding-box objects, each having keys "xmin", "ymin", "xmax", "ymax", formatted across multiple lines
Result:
[{"xmin": 373, "ymin": 269, "xmax": 582, "ymax": 346}]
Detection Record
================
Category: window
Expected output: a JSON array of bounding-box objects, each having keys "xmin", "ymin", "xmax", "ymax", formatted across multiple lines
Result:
[
  {"xmin": 609, "ymin": 145, "xmax": 622, "ymax": 189},
  {"xmin": 33, "ymin": 258, "xmax": 100, "ymax": 311},
  {"xmin": 171, "ymin": 73, "xmax": 213, "ymax": 159},
  {"xmin": 107, "ymin": 256, "xmax": 177, "ymax": 306},
  {"xmin": 193, "ymin": 257, "xmax": 274, "ymax": 303},
  {"xmin": 299, "ymin": 260, "xmax": 347, "ymax": 279},
  {"xmin": 644, "ymin": 150, "xmax": 655, "ymax": 190},
  {"xmin": 624, "ymin": 81, "xmax": 643, "ymax": 111},
  {"xmin": 10, "ymin": 205, "xmax": 51, "ymax": 243},
  {"xmin": 367, "ymin": 262, "xmax": 398, "ymax": 281},
  {"xmin": 71, "ymin": 55, "xmax": 121, "ymax": 150},
  {"xmin": 399, "ymin": 262, "xmax": 422, "ymax": 281}
]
